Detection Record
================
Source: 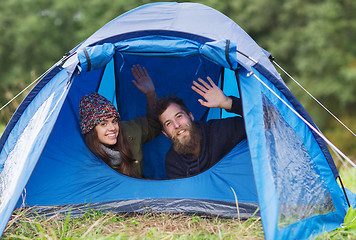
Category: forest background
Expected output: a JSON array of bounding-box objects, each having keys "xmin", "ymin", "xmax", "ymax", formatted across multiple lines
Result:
[{"xmin": 0, "ymin": 0, "xmax": 355, "ymax": 166}]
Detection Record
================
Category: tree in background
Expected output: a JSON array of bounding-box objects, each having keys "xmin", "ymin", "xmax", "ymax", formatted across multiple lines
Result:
[
  {"xmin": 0, "ymin": 0, "xmax": 355, "ymax": 157},
  {"xmin": 0, "ymin": 0, "xmax": 145, "ymax": 124}
]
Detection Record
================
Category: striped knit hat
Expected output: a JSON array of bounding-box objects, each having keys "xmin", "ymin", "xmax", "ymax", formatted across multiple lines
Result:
[{"xmin": 79, "ymin": 93, "xmax": 120, "ymax": 134}]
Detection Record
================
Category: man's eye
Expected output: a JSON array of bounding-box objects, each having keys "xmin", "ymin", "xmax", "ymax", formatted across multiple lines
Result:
[{"xmin": 165, "ymin": 122, "xmax": 171, "ymax": 127}]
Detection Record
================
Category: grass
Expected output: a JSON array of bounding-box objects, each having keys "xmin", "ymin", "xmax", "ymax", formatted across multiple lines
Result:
[
  {"xmin": 3, "ymin": 210, "xmax": 264, "ymax": 239},
  {"xmin": 314, "ymin": 206, "xmax": 356, "ymax": 240},
  {"xmin": 313, "ymin": 165, "xmax": 356, "ymax": 239}
]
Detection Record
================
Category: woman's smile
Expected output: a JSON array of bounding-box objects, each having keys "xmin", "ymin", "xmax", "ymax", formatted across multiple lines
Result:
[{"xmin": 95, "ymin": 117, "xmax": 120, "ymax": 146}]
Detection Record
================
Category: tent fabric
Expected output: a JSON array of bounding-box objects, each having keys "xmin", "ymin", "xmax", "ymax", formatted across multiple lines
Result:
[
  {"xmin": 27, "ymin": 199, "xmax": 259, "ymax": 219},
  {"xmin": 253, "ymin": 63, "xmax": 338, "ymax": 177},
  {"xmin": 0, "ymin": 2, "xmax": 354, "ymax": 240},
  {"xmin": 77, "ymin": 38, "xmax": 238, "ymax": 72},
  {"xmin": 239, "ymin": 66, "xmax": 346, "ymax": 239},
  {"xmin": 0, "ymin": 68, "xmax": 73, "ymax": 234},
  {"xmin": 75, "ymin": 2, "xmax": 279, "ymax": 79}
]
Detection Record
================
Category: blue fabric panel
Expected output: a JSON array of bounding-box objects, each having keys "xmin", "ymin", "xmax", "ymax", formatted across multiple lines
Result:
[
  {"xmin": 279, "ymin": 211, "xmax": 346, "ymax": 239},
  {"xmin": 207, "ymin": 68, "xmax": 240, "ymax": 121},
  {"xmin": 97, "ymin": 58, "xmax": 117, "ymax": 106},
  {"xmin": 0, "ymin": 69, "xmax": 72, "ymax": 236},
  {"xmin": 142, "ymin": 134, "xmax": 170, "ymax": 179},
  {"xmin": 200, "ymin": 40, "xmax": 238, "ymax": 70},
  {"xmin": 78, "ymin": 37, "xmax": 237, "ymax": 73},
  {"xmin": 77, "ymin": 43, "xmax": 115, "ymax": 72},
  {"xmin": 89, "ymin": 30, "xmax": 214, "ymax": 51},
  {"xmin": 115, "ymin": 35, "xmax": 200, "ymax": 57},
  {"xmin": 238, "ymin": 67, "xmax": 279, "ymax": 240},
  {"xmin": 254, "ymin": 63, "xmax": 338, "ymax": 178},
  {"xmin": 251, "ymin": 67, "xmax": 347, "ymax": 239},
  {"xmin": 20, "ymin": 118, "xmax": 257, "ymax": 205},
  {"xmin": 240, "ymin": 65, "xmax": 347, "ymax": 240},
  {"xmin": 222, "ymin": 69, "xmax": 240, "ymax": 118}
]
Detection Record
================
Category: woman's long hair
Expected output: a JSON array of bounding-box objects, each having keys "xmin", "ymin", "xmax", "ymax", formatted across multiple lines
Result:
[{"xmin": 84, "ymin": 121, "xmax": 138, "ymax": 178}]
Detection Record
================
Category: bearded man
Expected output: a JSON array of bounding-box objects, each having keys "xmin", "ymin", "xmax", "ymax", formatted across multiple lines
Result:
[{"xmin": 153, "ymin": 77, "xmax": 246, "ymax": 179}]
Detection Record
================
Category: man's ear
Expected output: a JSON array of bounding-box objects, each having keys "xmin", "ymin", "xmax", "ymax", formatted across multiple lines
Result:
[
  {"xmin": 189, "ymin": 112, "xmax": 194, "ymax": 121},
  {"xmin": 162, "ymin": 130, "xmax": 168, "ymax": 137}
]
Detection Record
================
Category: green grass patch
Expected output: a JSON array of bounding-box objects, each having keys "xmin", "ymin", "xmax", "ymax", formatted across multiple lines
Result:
[
  {"xmin": 314, "ymin": 206, "xmax": 356, "ymax": 240},
  {"xmin": 3, "ymin": 210, "xmax": 264, "ymax": 239}
]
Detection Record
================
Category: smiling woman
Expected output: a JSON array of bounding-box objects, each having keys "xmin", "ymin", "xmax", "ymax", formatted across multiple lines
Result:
[
  {"xmin": 95, "ymin": 117, "xmax": 120, "ymax": 146},
  {"xmin": 78, "ymin": 93, "xmax": 135, "ymax": 175},
  {"xmin": 77, "ymin": 65, "xmax": 161, "ymax": 178},
  {"xmin": 79, "ymin": 90, "xmax": 160, "ymax": 178},
  {"xmin": 79, "ymin": 65, "xmax": 160, "ymax": 178}
]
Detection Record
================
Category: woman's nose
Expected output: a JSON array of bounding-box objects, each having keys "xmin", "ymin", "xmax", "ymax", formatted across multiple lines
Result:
[{"xmin": 108, "ymin": 122, "xmax": 117, "ymax": 130}]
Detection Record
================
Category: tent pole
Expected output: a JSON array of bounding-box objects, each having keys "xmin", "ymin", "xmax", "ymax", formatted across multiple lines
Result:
[{"xmin": 337, "ymin": 176, "xmax": 351, "ymax": 208}]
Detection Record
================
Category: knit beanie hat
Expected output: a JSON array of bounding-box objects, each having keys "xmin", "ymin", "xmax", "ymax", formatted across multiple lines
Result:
[{"xmin": 79, "ymin": 93, "xmax": 120, "ymax": 134}]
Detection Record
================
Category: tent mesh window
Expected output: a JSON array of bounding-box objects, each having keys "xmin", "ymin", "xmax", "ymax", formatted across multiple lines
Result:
[{"xmin": 262, "ymin": 95, "xmax": 335, "ymax": 229}]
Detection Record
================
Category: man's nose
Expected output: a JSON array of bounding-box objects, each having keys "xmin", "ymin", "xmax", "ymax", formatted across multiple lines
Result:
[{"xmin": 173, "ymin": 120, "xmax": 181, "ymax": 128}]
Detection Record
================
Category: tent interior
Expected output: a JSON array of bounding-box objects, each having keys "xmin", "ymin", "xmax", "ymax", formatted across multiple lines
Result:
[{"xmin": 20, "ymin": 39, "xmax": 260, "ymax": 208}]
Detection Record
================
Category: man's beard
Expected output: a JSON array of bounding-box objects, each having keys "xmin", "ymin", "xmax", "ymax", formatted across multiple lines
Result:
[{"xmin": 170, "ymin": 122, "xmax": 201, "ymax": 156}]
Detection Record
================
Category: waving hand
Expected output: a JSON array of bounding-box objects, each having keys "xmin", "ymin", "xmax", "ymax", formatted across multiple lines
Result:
[
  {"xmin": 191, "ymin": 77, "xmax": 232, "ymax": 110},
  {"xmin": 131, "ymin": 65, "xmax": 157, "ymax": 107}
]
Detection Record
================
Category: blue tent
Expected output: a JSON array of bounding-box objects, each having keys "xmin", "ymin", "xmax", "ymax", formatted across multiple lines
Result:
[{"xmin": 0, "ymin": 2, "xmax": 354, "ymax": 239}]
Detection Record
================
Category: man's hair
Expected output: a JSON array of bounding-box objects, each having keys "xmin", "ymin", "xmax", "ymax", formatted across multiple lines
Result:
[{"xmin": 152, "ymin": 95, "xmax": 190, "ymax": 124}]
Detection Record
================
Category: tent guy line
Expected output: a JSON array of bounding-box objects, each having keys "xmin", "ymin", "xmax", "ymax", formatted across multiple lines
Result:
[
  {"xmin": 272, "ymin": 60, "xmax": 356, "ymax": 138},
  {"xmin": 236, "ymin": 48, "xmax": 356, "ymax": 138},
  {"xmin": 251, "ymin": 71, "xmax": 356, "ymax": 169},
  {"xmin": 0, "ymin": 76, "xmax": 41, "ymax": 112}
]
